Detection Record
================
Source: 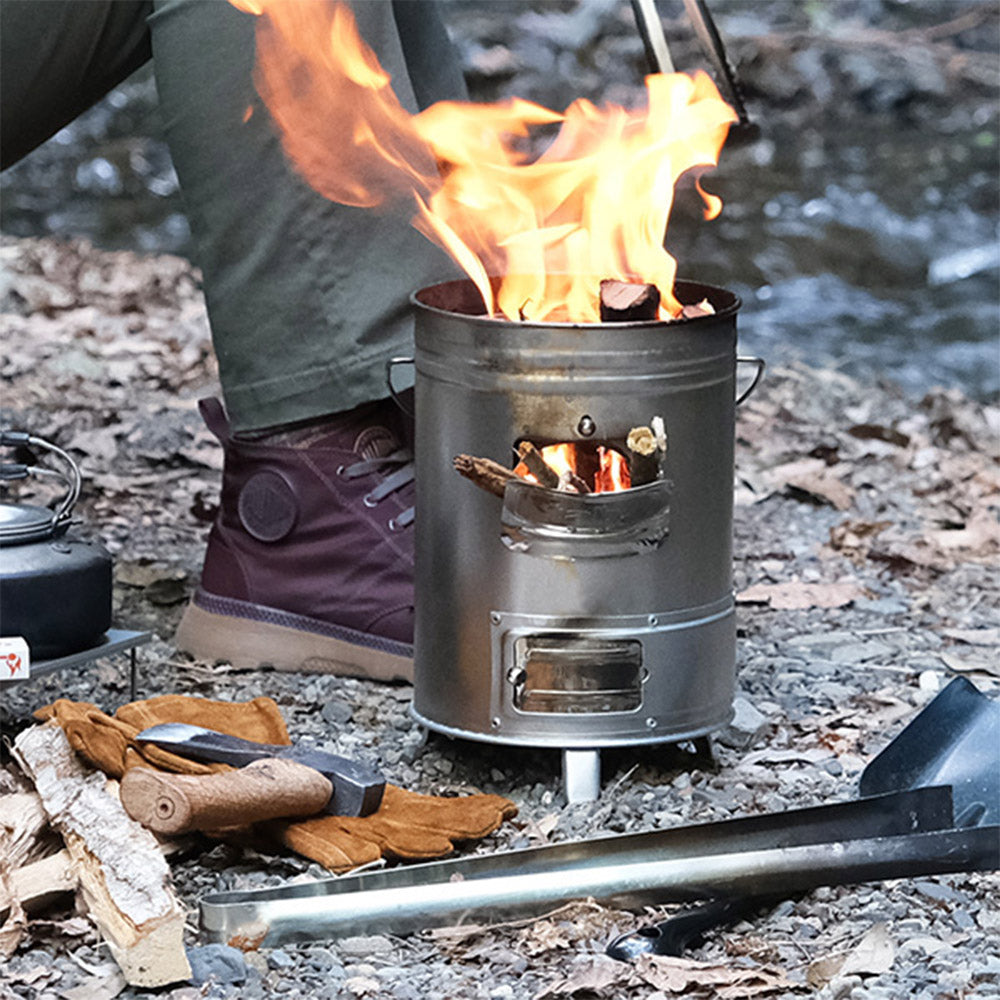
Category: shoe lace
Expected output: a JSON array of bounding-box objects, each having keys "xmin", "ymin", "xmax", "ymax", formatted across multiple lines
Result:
[{"xmin": 340, "ymin": 448, "xmax": 415, "ymax": 530}]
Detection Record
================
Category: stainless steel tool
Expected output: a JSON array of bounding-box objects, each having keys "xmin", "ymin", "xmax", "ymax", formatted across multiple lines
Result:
[
  {"xmin": 199, "ymin": 786, "xmax": 999, "ymax": 946},
  {"xmin": 607, "ymin": 677, "xmax": 1000, "ymax": 959}
]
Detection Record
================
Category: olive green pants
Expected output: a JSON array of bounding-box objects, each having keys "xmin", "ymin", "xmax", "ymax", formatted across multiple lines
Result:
[{"xmin": 1, "ymin": 0, "xmax": 466, "ymax": 431}]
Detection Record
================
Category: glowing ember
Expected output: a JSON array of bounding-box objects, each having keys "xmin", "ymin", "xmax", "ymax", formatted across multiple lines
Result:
[
  {"xmin": 231, "ymin": 0, "xmax": 736, "ymax": 322},
  {"xmin": 514, "ymin": 443, "xmax": 632, "ymax": 493}
]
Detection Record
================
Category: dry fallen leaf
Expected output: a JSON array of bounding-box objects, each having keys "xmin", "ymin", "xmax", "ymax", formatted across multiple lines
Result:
[
  {"xmin": 841, "ymin": 922, "xmax": 896, "ymax": 976},
  {"xmin": 941, "ymin": 627, "xmax": 1000, "ymax": 646},
  {"xmin": 534, "ymin": 954, "xmax": 633, "ymax": 998},
  {"xmin": 807, "ymin": 922, "xmax": 896, "ymax": 987},
  {"xmin": 636, "ymin": 953, "xmax": 801, "ymax": 996},
  {"xmin": 737, "ymin": 579, "xmax": 868, "ymax": 610},
  {"xmin": 939, "ymin": 651, "xmax": 1000, "ymax": 680}
]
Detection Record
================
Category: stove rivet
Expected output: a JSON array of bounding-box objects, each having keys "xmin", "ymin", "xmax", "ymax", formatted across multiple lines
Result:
[
  {"xmin": 577, "ymin": 415, "xmax": 596, "ymax": 437},
  {"xmin": 51, "ymin": 542, "xmax": 71, "ymax": 555},
  {"xmin": 490, "ymin": 612, "xmax": 501, "ymax": 625},
  {"xmin": 648, "ymin": 614, "xmax": 658, "ymax": 626},
  {"xmin": 645, "ymin": 717, "xmax": 657, "ymax": 729},
  {"xmin": 491, "ymin": 716, "xmax": 502, "ymax": 729}
]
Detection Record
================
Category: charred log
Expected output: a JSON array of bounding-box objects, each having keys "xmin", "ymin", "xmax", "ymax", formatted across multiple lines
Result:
[{"xmin": 599, "ymin": 280, "xmax": 660, "ymax": 321}]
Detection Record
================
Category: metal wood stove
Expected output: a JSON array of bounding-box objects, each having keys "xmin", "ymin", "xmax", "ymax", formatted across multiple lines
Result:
[{"xmin": 409, "ymin": 278, "xmax": 762, "ymax": 800}]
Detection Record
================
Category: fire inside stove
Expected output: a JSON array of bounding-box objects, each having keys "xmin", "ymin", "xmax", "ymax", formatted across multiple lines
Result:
[{"xmin": 514, "ymin": 441, "xmax": 631, "ymax": 494}]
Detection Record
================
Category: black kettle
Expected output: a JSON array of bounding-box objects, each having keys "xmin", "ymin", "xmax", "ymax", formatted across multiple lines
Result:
[{"xmin": 1, "ymin": 431, "xmax": 113, "ymax": 660}]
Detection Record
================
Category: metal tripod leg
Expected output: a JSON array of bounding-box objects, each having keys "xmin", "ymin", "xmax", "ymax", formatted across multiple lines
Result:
[{"xmin": 563, "ymin": 749, "xmax": 601, "ymax": 802}]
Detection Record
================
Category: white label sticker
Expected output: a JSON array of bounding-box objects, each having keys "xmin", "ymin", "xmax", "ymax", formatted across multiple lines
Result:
[{"xmin": 0, "ymin": 637, "xmax": 30, "ymax": 680}]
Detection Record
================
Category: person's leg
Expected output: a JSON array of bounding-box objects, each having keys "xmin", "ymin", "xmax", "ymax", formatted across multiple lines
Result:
[
  {"xmin": 1, "ymin": 0, "xmax": 153, "ymax": 171},
  {"xmin": 149, "ymin": 1, "xmax": 467, "ymax": 678},
  {"xmin": 146, "ymin": 0, "xmax": 465, "ymax": 432}
]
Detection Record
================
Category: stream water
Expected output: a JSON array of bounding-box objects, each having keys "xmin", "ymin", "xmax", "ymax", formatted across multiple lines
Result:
[{"xmin": 2, "ymin": 18, "xmax": 997, "ymax": 402}]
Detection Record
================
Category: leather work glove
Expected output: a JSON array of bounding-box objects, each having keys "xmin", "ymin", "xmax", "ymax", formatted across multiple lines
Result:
[
  {"xmin": 36, "ymin": 694, "xmax": 517, "ymax": 872},
  {"xmin": 34, "ymin": 695, "xmax": 289, "ymax": 779},
  {"xmin": 280, "ymin": 784, "xmax": 520, "ymax": 872}
]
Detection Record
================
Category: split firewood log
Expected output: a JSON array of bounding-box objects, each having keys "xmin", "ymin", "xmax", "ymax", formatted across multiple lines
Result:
[{"xmin": 12, "ymin": 724, "xmax": 191, "ymax": 987}]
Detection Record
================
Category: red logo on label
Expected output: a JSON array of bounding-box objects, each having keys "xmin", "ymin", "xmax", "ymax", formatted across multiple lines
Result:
[{"xmin": 2, "ymin": 653, "xmax": 23, "ymax": 676}]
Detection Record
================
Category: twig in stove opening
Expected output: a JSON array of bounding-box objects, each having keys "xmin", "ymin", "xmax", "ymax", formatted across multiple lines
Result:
[
  {"xmin": 453, "ymin": 454, "xmax": 520, "ymax": 498},
  {"xmin": 599, "ymin": 279, "xmax": 660, "ymax": 322},
  {"xmin": 516, "ymin": 441, "xmax": 561, "ymax": 490}
]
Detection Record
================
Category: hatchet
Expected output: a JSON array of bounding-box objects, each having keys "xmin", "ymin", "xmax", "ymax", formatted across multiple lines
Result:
[{"xmin": 120, "ymin": 723, "xmax": 385, "ymax": 835}]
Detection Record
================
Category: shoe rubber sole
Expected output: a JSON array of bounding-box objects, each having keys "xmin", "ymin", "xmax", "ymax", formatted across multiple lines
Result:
[{"xmin": 174, "ymin": 590, "xmax": 413, "ymax": 682}]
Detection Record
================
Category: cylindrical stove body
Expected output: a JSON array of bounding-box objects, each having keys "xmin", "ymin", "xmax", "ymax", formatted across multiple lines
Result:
[{"xmin": 412, "ymin": 279, "xmax": 743, "ymax": 748}]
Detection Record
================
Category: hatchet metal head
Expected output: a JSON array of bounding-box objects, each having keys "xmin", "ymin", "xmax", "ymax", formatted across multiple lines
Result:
[{"xmin": 135, "ymin": 723, "xmax": 385, "ymax": 817}]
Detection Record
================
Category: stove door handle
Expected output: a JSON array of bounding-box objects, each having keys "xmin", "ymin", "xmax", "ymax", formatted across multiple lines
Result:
[{"xmin": 735, "ymin": 356, "xmax": 765, "ymax": 406}]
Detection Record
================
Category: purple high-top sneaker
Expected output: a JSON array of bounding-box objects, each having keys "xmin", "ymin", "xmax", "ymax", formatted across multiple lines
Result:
[{"xmin": 175, "ymin": 396, "xmax": 414, "ymax": 681}]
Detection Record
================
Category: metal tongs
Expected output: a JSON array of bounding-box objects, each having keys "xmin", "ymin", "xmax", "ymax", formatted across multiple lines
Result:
[
  {"xmin": 630, "ymin": 0, "xmax": 752, "ymax": 128},
  {"xmin": 608, "ymin": 676, "xmax": 1000, "ymax": 958},
  {"xmin": 199, "ymin": 679, "xmax": 998, "ymax": 947}
]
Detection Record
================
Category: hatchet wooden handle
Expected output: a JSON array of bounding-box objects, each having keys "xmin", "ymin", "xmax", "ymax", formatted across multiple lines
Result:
[{"xmin": 120, "ymin": 759, "xmax": 333, "ymax": 835}]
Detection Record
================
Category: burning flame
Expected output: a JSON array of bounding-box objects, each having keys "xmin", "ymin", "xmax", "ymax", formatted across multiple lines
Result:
[
  {"xmin": 515, "ymin": 443, "xmax": 632, "ymax": 493},
  {"xmin": 232, "ymin": 0, "xmax": 736, "ymax": 322}
]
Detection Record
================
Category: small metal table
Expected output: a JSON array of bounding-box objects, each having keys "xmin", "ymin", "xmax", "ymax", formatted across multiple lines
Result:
[{"xmin": 5, "ymin": 629, "xmax": 152, "ymax": 702}]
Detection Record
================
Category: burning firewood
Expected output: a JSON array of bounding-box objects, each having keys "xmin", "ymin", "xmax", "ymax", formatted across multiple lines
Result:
[
  {"xmin": 680, "ymin": 298, "xmax": 716, "ymax": 320},
  {"xmin": 558, "ymin": 468, "xmax": 592, "ymax": 494},
  {"xmin": 599, "ymin": 280, "xmax": 661, "ymax": 322},
  {"xmin": 453, "ymin": 454, "xmax": 520, "ymax": 498},
  {"xmin": 516, "ymin": 441, "xmax": 561, "ymax": 489}
]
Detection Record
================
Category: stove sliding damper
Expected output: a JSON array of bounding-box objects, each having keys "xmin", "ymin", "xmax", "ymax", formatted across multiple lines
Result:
[{"xmin": 405, "ymin": 279, "xmax": 764, "ymax": 800}]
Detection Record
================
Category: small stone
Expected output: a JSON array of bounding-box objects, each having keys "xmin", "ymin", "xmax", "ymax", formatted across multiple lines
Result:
[
  {"xmin": 716, "ymin": 696, "xmax": 768, "ymax": 749},
  {"xmin": 267, "ymin": 949, "xmax": 295, "ymax": 970},
  {"xmin": 344, "ymin": 975, "xmax": 381, "ymax": 996},
  {"xmin": 321, "ymin": 699, "xmax": 354, "ymax": 725},
  {"xmin": 491, "ymin": 987, "xmax": 516, "ymax": 999},
  {"xmin": 187, "ymin": 944, "xmax": 247, "ymax": 985},
  {"xmin": 918, "ymin": 670, "xmax": 941, "ymax": 693},
  {"xmin": 244, "ymin": 952, "xmax": 269, "ymax": 977},
  {"xmin": 828, "ymin": 974, "xmax": 861, "ymax": 999},
  {"xmin": 339, "ymin": 936, "xmax": 393, "ymax": 958},
  {"xmin": 915, "ymin": 881, "xmax": 963, "ymax": 903}
]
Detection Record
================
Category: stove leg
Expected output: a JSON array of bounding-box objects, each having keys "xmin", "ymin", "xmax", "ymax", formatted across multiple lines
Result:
[
  {"xmin": 563, "ymin": 749, "xmax": 601, "ymax": 803},
  {"xmin": 129, "ymin": 648, "xmax": 138, "ymax": 703}
]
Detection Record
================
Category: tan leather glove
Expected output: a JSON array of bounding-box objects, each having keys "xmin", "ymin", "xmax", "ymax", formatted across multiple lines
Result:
[
  {"xmin": 280, "ymin": 783, "xmax": 519, "ymax": 872},
  {"xmin": 115, "ymin": 694, "xmax": 290, "ymax": 746},
  {"xmin": 36, "ymin": 695, "xmax": 517, "ymax": 871},
  {"xmin": 34, "ymin": 695, "xmax": 289, "ymax": 778}
]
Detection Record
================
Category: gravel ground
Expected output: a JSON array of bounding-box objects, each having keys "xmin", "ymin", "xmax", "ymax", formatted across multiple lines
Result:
[
  {"xmin": 1, "ymin": 235, "xmax": 998, "ymax": 1000},
  {"xmin": 2, "ymin": 3, "xmax": 998, "ymax": 997}
]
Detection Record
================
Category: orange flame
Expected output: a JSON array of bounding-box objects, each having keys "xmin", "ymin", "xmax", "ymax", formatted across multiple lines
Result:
[
  {"xmin": 514, "ymin": 443, "xmax": 632, "ymax": 493},
  {"xmin": 234, "ymin": 0, "xmax": 736, "ymax": 321}
]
